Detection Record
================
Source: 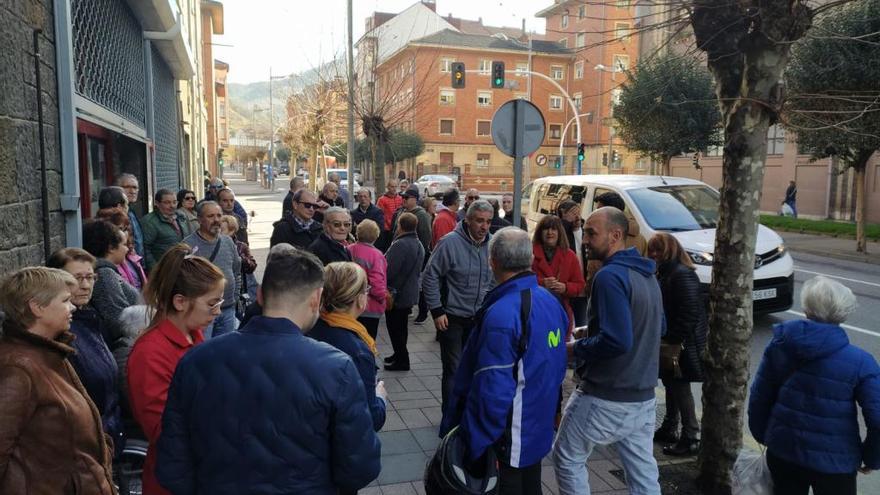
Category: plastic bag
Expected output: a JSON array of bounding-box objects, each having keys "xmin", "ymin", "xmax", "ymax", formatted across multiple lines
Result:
[
  {"xmin": 780, "ymin": 203, "xmax": 794, "ymax": 217},
  {"xmin": 733, "ymin": 448, "xmax": 773, "ymax": 495}
]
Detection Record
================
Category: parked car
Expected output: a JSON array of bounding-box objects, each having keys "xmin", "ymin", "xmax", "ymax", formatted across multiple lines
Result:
[
  {"xmin": 414, "ymin": 174, "xmax": 457, "ymax": 198},
  {"xmin": 278, "ymin": 163, "xmax": 290, "ymax": 175},
  {"xmin": 323, "ymin": 168, "xmax": 361, "ymax": 193},
  {"xmin": 524, "ymin": 175, "xmax": 794, "ymax": 314}
]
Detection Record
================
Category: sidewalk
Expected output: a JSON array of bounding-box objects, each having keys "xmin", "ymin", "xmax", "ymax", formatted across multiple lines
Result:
[
  {"xmin": 779, "ymin": 231, "xmax": 880, "ymax": 265},
  {"xmin": 226, "ymin": 171, "xmax": 695, "ymax": 494}
]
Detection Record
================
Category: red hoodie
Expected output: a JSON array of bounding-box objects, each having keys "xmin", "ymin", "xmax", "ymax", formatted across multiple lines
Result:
[{"xmin": 432, "ymin": 208, "xmax": 458, "ymax": 249}]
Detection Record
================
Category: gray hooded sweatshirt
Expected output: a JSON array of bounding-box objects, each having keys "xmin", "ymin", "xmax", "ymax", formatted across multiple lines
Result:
[{"xmin": 422, "ymin": 221, "xmax": 493, "ymax": 319}]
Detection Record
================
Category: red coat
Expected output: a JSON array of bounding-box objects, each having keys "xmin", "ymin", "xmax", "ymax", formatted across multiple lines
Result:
[
  {"xmin": 376, "ymin": 194, "xmax": 403, "ymax": 231},
  {"xmin": 532, "ymin": 244, "xmax": 586, "ymax": 337},
  {"xmin": 127, "ymin": 319, "xmax": 204, "ymax": 495},
  {"xmin": 432, "ymin": 208, "xmax": 458, "ymax": 249}
]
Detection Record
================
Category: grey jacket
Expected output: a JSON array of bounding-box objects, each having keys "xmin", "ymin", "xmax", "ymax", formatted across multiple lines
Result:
[
  {"xmin": 422, "ymin": 222, "xmax": 493, "ymax": 319},
  {"xmin": 92, "ymin": 259, "xmax": 142, "ymax": 347},
  {"xmin": 183, "ymin": 232, "xmax": 241, "ymax": 310},
  {"xmin": 385, "ymin": 232, "xmax": 425, "ymax": 309}
]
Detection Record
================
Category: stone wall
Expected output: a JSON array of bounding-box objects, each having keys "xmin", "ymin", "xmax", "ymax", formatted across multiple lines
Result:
[{"xmin": 0, "ymin": 0, "xmax": 65, "ymax": 275}]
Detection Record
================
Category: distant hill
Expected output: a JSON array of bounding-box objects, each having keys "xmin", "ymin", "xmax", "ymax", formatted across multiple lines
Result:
[{"xmin": 227, "ymin": 59, "xmax": 346, "ymax": 137}]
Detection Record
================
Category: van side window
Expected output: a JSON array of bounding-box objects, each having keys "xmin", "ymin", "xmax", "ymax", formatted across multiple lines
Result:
[
  {"xmin": 591, "ymin": 188, "xmax": 632, "ymax": 215},
  {"xmin": 535, "ymin": 184, "xmax": 587, "ymax": 215}
]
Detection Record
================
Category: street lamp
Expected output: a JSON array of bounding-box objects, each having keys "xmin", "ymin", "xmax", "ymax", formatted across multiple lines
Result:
[{"xmin": 595, "ymin": 63, "xmax": 625, "ymax": 169}]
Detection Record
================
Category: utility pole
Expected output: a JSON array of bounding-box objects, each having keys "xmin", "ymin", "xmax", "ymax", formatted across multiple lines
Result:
[
  {"xmin": 268, "ymin": 67, "xmax": 274, "ymax": 189},
  {"xmin": 347, "ymin": 0, "xmax": 355, "ymax": 195}
]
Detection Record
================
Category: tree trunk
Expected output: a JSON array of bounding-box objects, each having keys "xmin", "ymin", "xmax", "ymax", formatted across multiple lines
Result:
[
  {"xmin": 662, "ymin": 156, "xmax": 672, "ymax": 176},
  {"xmin": 853, "ymin": 152, "xmax": 872, "ymax": 253},
  {"xmin": 690, "ymin": 2, "xmax": 810, "ymax": 493},
  {"xmin": 370, "ymin": 135, "xmax": 386, "ymax": 190}
]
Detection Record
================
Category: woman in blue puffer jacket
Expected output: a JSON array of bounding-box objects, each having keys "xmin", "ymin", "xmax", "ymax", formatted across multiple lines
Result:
[{"xmin": 749, "ymin": 276, "xmax": 880, "ymax": 495}]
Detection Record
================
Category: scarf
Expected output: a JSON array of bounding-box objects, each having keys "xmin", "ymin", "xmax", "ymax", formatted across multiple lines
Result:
[{"xmin": 320, "ymin": 310, "xmax": 377, "ymax": 355}]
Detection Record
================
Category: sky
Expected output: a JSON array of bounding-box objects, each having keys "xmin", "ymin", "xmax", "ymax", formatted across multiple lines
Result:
[{"xmin": 214, "ymin": 0, "xmax": 549, "ymax": 84}]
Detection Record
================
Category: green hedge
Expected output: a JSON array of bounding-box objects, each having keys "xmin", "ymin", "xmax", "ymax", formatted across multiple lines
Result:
[{"xmin": 759, "ymin": 215, "xmax": 880, "ymax": 241}]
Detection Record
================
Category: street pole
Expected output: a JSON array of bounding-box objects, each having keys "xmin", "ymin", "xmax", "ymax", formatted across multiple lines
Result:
[
  {"xmin": 346, "ymin": 0, "xmax": 356, "ymax": 197},
  {"xmin": 268, "ymin": 67, "xmax": 274, "ymax": 189},
  {"xmin": 512, "ymin": 100, "xmax": 525, "ymax": 229}
]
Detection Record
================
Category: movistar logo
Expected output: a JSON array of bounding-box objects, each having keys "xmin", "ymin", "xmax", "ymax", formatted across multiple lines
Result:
[{"xmin": 547, "ymin": 328, "xmax": 561, "ymax": 348}]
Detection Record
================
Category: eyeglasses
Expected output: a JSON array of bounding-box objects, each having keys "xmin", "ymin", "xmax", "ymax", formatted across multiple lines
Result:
[
  {"xmin": 74, "ymin": 274, "xmax": 98, "ymax": 284},
  {"xmin": 207, "ymin": 298, "xmax": 225, "ymax": 311},
  {"xmin": 363, "ymin": 284, "xmax": 372, "ymax": 294},
  {"xmin": 298, "ymin": 202, "xmax": 320, "ymax": 210},
  {"xmin": 184, "ymin": 196, "xmax": 196, "ymax": 200},
  {"xmin": 330, "ymin": 221, "xmax": 353, "ymax": 229}
]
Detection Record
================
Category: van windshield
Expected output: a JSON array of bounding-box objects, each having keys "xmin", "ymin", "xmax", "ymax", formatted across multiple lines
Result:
[{"xmin": 627, "ymin": 185, "xmax": 720, "ymax": 231}]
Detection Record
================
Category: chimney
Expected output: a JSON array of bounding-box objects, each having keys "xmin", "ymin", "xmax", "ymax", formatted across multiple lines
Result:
[
  {"xmin": 421, "ymin": 0, "xmax": 436, "ymax": 12},
  {"xmin": 522, "ymin": 18, "xmax": 526, "ymax": 35}
]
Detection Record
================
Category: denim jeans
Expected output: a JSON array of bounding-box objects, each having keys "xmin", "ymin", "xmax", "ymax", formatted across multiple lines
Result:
[
  {"xmin": 553, "ymin": 390, "xmax": 660, "ymax": 495},
  {"xmin": 203, "ymin": 306, "xmax": 238, "ymax": 339}
]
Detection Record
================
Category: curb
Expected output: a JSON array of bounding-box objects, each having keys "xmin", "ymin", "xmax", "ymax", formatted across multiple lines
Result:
[{"xmin": 787, "ymin": 246, "xmax": 880, "ymax": 266}]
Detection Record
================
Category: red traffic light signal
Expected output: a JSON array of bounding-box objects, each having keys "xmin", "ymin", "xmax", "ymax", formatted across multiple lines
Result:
[
  {"xmin": 491, "ymin": 61, "xmax": 505, "ymax": 89},
  {"xmin": 451, "ymin": 62, "xmax": 465, "ymax": 88}
]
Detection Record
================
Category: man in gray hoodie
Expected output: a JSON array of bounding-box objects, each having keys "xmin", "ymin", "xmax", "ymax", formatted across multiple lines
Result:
[
  {"xmin": 553, "ymin": 207, "xmax": 664, "ymax": 495},
  {"xmin": 422, "ymin": 200, "xmax": 494, "ymax": 415},
  {"xmin": 184, "ymin": 200, "xmax": 242, "ymax": 339}
]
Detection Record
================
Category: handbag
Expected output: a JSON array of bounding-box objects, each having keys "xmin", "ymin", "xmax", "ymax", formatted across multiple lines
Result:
[{"xmin": 659, "ymin": 342, "xmax": 684, "ymax": 379}]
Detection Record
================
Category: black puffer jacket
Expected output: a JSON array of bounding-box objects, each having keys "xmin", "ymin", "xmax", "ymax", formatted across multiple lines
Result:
[
  {"xmin": 657, "ymin": 260, "xmax": 707, "ymax": 382},
  {"xmin": 270, "ymin": 215, "xmax": 323, "ymax": 250},
  {"xmin": 308, "ymin": 233, "xmax": 353, "ymax": 266}
]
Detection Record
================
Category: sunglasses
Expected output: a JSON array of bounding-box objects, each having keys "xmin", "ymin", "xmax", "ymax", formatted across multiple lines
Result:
[
  {"xmin": 330, "ymin": 221, "xmax": 353, "ymax": 229},
  {"xmin": 467, "ymin": 196, "xmax": 480, "ymax": 200},
  {"xmin": 184, "ymin": 196, "xmax": 196, "ymax": 200},
  {"xmin": 298, "ymin": 202, "xmax": 320, "ymax": 210}
]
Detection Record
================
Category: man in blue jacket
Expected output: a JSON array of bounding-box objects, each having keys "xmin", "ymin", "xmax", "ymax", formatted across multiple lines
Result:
[
  {"xmin": 156, "ymin": 245, "xmax": 381, "ymax": 494},
  {"xmin": 553, "ymin": 207, "xmax": 664, "ymax": 495},
  {"xmin": 441, "ymin": 227, "xmax": 568, "ymax": 493}
]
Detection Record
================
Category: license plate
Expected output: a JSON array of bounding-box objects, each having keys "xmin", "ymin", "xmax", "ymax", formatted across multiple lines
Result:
[{"xmin": 753, "ymin": 288, "xmax": 777, "ymax": 301}]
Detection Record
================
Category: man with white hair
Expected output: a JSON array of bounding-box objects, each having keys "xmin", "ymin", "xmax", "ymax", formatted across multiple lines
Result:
[
  {"xmin": 116, "ymin": 173, "xmax": 144, "ymax": 257},
  {"xmin": 440, "ymin": 227, "xmax": 568, "ymax": 493},
  {"xmin": 308, "ymin": 206, "xmax": 353, "ymax": 266}
]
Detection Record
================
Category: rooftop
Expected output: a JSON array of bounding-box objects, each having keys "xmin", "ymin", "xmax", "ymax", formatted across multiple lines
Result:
[{"xmin": 411, "ymin": 29, "xmax": 570, "ymax": 55}]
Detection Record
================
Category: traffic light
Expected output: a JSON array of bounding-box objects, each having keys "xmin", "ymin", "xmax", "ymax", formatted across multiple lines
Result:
[
  {"xmin": 491, "ymin": 61, "xmax": 505, "ymax": 89},
  {"xmin": 577, "ymin": 143, "xmax": 585, "ymax": 163},
  {"xmin": 451, "ymin": 62, "xmax": 466, "ymax": 88},
  {"xmin": 554, "ymin": 156, "xmax": 562, "ymax": 169},
  {"xmin": 612, "ymin": 150, "xmax": 620, "ymax": 165},
  {"xmin": 602, "ymin": 153, "xmax": 608, "ymax": 167}
]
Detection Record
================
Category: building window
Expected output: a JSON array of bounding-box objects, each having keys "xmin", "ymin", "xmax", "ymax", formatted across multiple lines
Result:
[
  {"xmin": 574, "ymin": 61, "xmax": 584, "ymax": 79},
  {"xmin": 576, "ymin": 32, "xmax": 586, "ymax": 48},
  {"xmin": 570, "ymin": 125, "xmax": 578, "ymax": 141},
  {"xmin": 477, "ymin": 120, "xmax": 491, "ymax": 136},
  {"xmin": 613, "ymin": 54, "xmax": 630, "ymax": 71},
  {"xmin": 218, "ymin": 102, "xmax": 226, "ymax": 117},
  {"xmin": 579, "ymin": 5, "xmax": 586, "ymax": 19},
  {"xmin": 615, "ymin": 23, "xmax": 631, "ymax": 41},
  {"xmin": 477, "ymin": 153, "xmax": 491, "ymax": 168},
  {"xmin": 587, "ymin": 112, "xmax": 595, "ymax": 124},
  {"xmin": 479, "ymin": 59, "xmax": 491, "ymax": 75},
  {"xmin": 440, "ymin": 119, "xmax": 454, "ymax": 135},
  {"xmin": 561, "ymin": 14, "xmax": 569, "ymax": 28},
  {"xmin": 439, "ymin": 152, "xmax": 454, "ymax": 165},
  {"xmin": 573, "ymin": 92, "xmax": 583, "ymax": 110},
  {"xmin": 611, "ymin": 88, "xmax": 623, "ymax": 106},
  {"xmin": 616, "ymin": 0, "xmax": 630, "ymax": 7},
  {"xmin": 767, "ymin": 124, "xmax": 785, "ymax": 155},
  {"xmin": 559, "ymin": 38, "xmax": 567, "ymax": 48},
  {"xmin": 515, "ymin": 62, "xmax": 529, "ymax": 77},
  {"xmin": 550, "ymin": 95, "xmax": 563, "ymax": 110},
  {"xmin": 549, "ymin": 124, "xmax": 562, "ymax": 140},
  {"xmin": 551, "ymin": 65, "xmax": 564, "ymax": 80},
  {"xmin": 439, "ymin": 89, "xmax": 455, "ymax": 105},
  {"xmin": 440, "ymin": 58, "xmax": 453, "ymax": 73},
  {"xmin": 477, "ymin": 91, "xmax": 492, "ymax": 107}
]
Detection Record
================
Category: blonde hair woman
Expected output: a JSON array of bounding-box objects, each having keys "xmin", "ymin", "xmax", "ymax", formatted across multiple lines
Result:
[
  {"xmin": 0, "ymin": 267, "xmax": 115, "ymax": 494},
  {"xmin": 347, "ymin": 219, "xmax": 387, "ymax": 339},
  {"xmin": 308, "ymin": 262, "xmax": 388, "ymax": 434}
]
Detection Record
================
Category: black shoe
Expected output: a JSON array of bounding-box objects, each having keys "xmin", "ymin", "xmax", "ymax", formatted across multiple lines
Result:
[
  {"xmin": 654, "ymin": 424, "xmax": 679, "ymax": 444},
  {"xmin": 384, "ymin": 355, "xmax": 397, "ymax": 364},
  {"xmin": 384, "ymin": 361, "xmax": 410, "ymax": 372},
  {"xmin": 414, "ymin": 314, "xmax": 428, "ymax": 325},
  {"xmin": 663, "ymin": 438, "xmax": 700, "ymax": 457}
]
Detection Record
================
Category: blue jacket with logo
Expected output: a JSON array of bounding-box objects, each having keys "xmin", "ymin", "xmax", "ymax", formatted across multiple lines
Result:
[
  {"xmin": 749, "ymin": 319, "xmax": 880, "ymax": 474},
  {"xmin": 440, "ymin": 273, "xmax": 568, "ymax": 467}
]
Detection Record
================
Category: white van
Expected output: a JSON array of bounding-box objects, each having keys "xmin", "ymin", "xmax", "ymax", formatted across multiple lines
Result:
[{"xmin": 525, "ymin": 175, "xmax": 794, "ymax": 314}]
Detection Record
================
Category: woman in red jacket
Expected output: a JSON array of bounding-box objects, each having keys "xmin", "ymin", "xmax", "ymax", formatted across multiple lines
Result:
[
  {"xmin": 127, "ymin": 244, "xmax": 225, "ymax": 495},
  {"xmin": 532, "ymin": 215, "xmax": 585, "ymax": 339}
]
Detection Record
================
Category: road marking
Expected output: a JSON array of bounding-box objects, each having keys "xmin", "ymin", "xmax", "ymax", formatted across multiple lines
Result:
[
  {"xmin": 785, "ymin": 310, "xmax": 880, "ymax": 338},
  {"xmin": 794, "ymin": 267, "xmax": 880, "ymax": 288}
]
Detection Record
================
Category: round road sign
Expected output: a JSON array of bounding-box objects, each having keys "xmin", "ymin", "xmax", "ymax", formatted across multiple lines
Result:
[
  {"xmin": 536, "ymin": 154, "xmax": 548, "ymax": 166},
  {"xmin": 491, "ymin": 99, "xmax": 546, "ymax": 158}
]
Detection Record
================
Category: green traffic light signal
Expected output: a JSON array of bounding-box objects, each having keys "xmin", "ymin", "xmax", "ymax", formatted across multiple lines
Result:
[
  {"xmin": 577, "ymin": 143, "xmax": 585, "ymax": 162},
  {"xmin": 491, "ymin": 61, "xmax": 505, "ymax": 89}
]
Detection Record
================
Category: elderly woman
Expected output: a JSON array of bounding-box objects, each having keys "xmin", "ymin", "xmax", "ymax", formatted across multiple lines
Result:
[
  {"xmin": 47, "ymin": 248, "xmax": 126, "ymax": 467},
  {"xmin": 346, "ymin": 219, "xmax": 387, "ymax": 339},
  {"xmin": 532, "ymin": 215, "xmax": 585, "ymax": 339},
  {"xmin": 83, "ymin": 219, "xmax": 142, "ymax": 348},
  {"xmin": 95, "ymin": 209, "xmax": 148, "ymax": 290},
  {"xmin": 176, "ymin": 189, "xmax": 199, "ymax": 232},
  {"xmin": 221, "ymin": 214, "xmax": 258, "ymax": 308},
  {"xmin": 309, "ymin": 206, "xmax": 354, "ymax": 265},
  {"xmin": 127, "ymin": 244, "xmax": 226, "ymax": 495},
  {"xmin": 0, "ymin": 266, "xmax": 115, "ymax": 494},
  {"xmin": 647, "ymin": 233, "xmax": 707, "ymax": 456},
  {"xmin": 309, "ymin": 262, "xmax": 388, "ymax": 435},
  {"xmin": 749, "ymin": 276, "xmax": 880, "ymax": 495}
]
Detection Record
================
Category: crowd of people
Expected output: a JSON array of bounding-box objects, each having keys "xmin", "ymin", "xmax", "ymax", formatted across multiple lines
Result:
[{"xmin": 0, "ymin": 171, "xmax": 878, "ymax": 495}]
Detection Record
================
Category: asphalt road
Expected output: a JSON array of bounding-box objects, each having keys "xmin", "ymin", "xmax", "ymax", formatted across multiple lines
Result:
[{"xmin": 692, "ymin": 251, "xmax": 880, "ymax": 494}]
